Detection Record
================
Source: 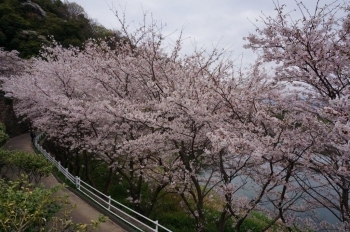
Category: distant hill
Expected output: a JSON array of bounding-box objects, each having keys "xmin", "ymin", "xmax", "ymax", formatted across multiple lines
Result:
[{"xmin": 0, "ymin": 0, "xmax": 116, "ymax": 58}]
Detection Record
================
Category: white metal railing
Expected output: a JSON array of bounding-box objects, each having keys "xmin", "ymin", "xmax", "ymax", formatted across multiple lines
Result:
[{"xmin": 34, "ymin": 134, "xmax": 171, "ymax": 232}]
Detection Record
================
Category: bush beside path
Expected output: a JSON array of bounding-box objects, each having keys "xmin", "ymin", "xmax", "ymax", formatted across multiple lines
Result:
[{"xmin": 2, "ymin": 133, "xmax": 126, "ymax": 232}]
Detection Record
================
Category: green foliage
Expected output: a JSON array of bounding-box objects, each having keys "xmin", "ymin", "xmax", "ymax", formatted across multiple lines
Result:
[
  {"xmin": 153, "ymin": 199, "xmax": 276, "ymax": 232},
  {"xmin": 0, "ymin": 30, "xmax": 6, "ymax": 43},
  {"xmin": 0, "ymin": 149, "xmax": 53, "ymax": 183},
  {"xmin": 0, "ymin": 141, "xmax": 105, "ymax": 231},
  {"xmin": 17, "ymin": 39, "xmax": 42, "ymax": 58},
  {"xmin": 156, "ymin": 212, "xmax": 196, "ymax": 232},
  {"xmin": 0, "ymin": 177, "xmax": 62, "ymax": 232},
  {"xmin": 0, "ymin": 122, "xmax": 9, "ymax": 146},
  {"xmin": 0, "ymin": 0, "xmax": 117, "ymax": 57},
  {"xmin": 0, "ymin": 122, "xmax": 6, "ymax": 131},
  {"xmin": 0, "ymin": 176, "xmax": 106, "ymax": 232},
  {"xmin": 0, "ymin": 131, "xmax": 8, "ymax": 146},
  {"xmin": 0, "ymin": 13, "xmax": 29, "ymax": 44},
  {"xmin": 0, "ymin": 3, "xmax": 14, "ymax": 16},
  {"xmin": 239, "ymin": 212, "xmax": 270, "ymax": 231}
]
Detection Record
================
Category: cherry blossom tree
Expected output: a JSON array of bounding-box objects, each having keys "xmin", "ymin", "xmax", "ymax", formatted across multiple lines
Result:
[
  {"xmin": 3, "ymin": 1, "xmax": 350, "ymax": 231},
  {"xmin": 244, "ymin": 0, "xmax": 350, "ymax": 100},
  {"xmin": 244, "ymin": 0, "xmax": 350, "ymax": 230},
  {"xmin": 1, "ymin": 19, "xmax": 255, "ymax": 230},
  {"xmin": 0, "ymin": 48, "xmax": 26, "ymax": 79}
]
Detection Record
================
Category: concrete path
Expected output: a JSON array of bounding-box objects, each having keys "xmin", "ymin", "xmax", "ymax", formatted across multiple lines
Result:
[{"xmin": 2, "ymin": 133, "xmax": 126, "ymax": 232}]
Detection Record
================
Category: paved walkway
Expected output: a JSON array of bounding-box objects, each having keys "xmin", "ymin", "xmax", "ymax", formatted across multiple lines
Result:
[{"xmin": 2, "ymin": 133, "xmax": 126, "ymax": 232}]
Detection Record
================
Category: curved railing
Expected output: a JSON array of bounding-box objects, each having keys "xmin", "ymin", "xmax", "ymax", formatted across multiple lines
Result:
[{"xmin": 34, "ymin": 134, "xmax": 171, "ymax": 232}]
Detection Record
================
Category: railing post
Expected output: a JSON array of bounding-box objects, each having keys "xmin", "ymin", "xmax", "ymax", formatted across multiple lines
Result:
[
  {"xmin": 58, "ymin": 161, "xmax": 61, "ymax": 172},
  {"xmin": 75, "ymin": 176, "xmax": 80, "ymax": 190},
  {"xmin": 65, "ymin": 167, "xmax": 69, "ymax": 180},
  {"xmin": 155, "ymin": 220, "xmax": 158, "ymax": 232},
  {"xmin": 108, "ymin": 195, "xmax": 111, "ymax": 210}
]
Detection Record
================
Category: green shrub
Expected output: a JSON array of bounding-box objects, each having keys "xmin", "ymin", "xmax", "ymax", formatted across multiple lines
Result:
[
  {"xmin": 0, "ymin": 131, "xmax": 9, "ymax": 146},
  {"xmin": 0, "ymin": 177, "xmax": 62, "ymax": 232},
  {"xmin": 0, "ymin": 122, "xmax": 6, "ymax": 132},
  {"xmin": 0, "ymin": 123, "xmax": 9, "ymax": 146},
  {"xmin": 239, "ymin": 211, "xmax": 272, "ymax": 232},
  {"xmin": 0, "ymin": 149, "xmax": 53, "ymax": 183},
  {"xmin": 156, "ymin": 211, "xmax": 196, "ymax": 232},
  {"xmin": 0, "ymin": 176, "xmax": 105, "ymax": 231}
]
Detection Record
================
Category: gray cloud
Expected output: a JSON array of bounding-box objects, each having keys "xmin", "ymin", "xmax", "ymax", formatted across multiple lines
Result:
[{"xmin": 72, "ymin": 0, "xmax": 338, "ymax": 65}]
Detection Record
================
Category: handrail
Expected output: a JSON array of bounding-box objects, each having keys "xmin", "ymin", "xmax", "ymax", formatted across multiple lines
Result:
[{"xmin": 34, "ymin": 134, "xmax": 171, "ymax": 232}]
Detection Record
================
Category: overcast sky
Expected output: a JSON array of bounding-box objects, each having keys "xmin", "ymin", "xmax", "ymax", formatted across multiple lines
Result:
[{"xmin": 72, "ymin": 0, "xmax": 339, "ymax": 66}]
